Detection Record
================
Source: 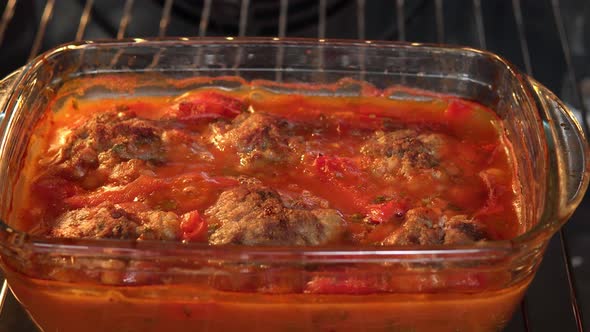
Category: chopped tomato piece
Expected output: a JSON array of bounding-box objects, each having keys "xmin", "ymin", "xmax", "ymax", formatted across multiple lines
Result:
[
  {"xmin": 313, "ymin": 155, "xmax": 360, "ymax": 181},
  {"xmin": 173, "ymin": 91, "xmax": 245, "ymax": 122},
  {"xmin": 64, "ymin": 175, "xmax": 166, "ymax": 208},
  {"xmin": 180, "ymin": 211, "xmax": 208, "ymax": 242}
]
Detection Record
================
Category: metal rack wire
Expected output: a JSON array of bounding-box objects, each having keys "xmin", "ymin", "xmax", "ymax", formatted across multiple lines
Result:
[{"xmin": 0, "ymin": 1, "xmax": 586, "ymax": 331}]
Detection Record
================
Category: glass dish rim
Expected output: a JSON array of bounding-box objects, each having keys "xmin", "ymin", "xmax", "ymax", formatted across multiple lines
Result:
[{"xmin": 0, "ymin": 36, "xmax": 569, "ymax": 258}]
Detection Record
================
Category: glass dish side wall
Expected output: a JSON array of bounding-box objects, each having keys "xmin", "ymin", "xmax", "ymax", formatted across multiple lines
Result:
[{"xmin": 0, "ymin": 39, "xmax": 585, "ymax": 332}]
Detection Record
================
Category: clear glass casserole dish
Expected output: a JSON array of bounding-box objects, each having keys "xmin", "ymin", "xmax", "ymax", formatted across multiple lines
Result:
[{"xmin": 0, "ymin": 38, "xmax": 587, "ymax": 332}]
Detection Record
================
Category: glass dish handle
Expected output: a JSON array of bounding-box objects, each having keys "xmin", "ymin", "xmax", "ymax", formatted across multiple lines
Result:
[
  {"xmin": 0, "ymin": 68, "xmax": 26, "ymax": 258},
  {"xmin": 0, "ymin": 68, "xmax": 23, "ymax": 121},
  {"xmin": 528, "ymin": 78, "xmax": 590, "ymax": 220}
]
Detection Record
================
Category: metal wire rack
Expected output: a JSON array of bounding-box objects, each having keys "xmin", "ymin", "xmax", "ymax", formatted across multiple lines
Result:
[{"xmin": 0, "ymin": 0, "xmax": 587, "ymax": 331}]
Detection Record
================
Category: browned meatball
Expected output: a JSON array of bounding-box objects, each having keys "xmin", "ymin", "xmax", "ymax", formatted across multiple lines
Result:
[
  {"xmin": 50, "ymin": 205, "xmax": 181, "ymax": 241},
  {"xmin": 381, "ymin": 208, "xmax": 444, "ymax": 246},
  {"xmin": 382, "ymin": 208, "xmax": 489, "ymax": 246},
  {"xmin": 360, "ymin": 129, "xmax": 449, "ymax": 181},
  {"xmin": 135, "ymin": 209, "xmax": 183, "ymax": 241},
  {"xmin": 51, "ymin": 206, "xmax": 139, "ymax": 239},
  {"xmin": 443, "ymin": 215, "xmax": 488, "ymax": 244},
  {"xmin": 209, "ymin": 112, "xmax": 302, "ymax": 168},
  {"xmin": 54, "ymin": 111, "xmax": 165, "ymax": 181},
  {"xmin": 108, "ymin": 159, "xmax": 156, "ymax": 185},
  {"xmin": 205, "ymin": 180, "xmax": 345, "ymax": 246}
]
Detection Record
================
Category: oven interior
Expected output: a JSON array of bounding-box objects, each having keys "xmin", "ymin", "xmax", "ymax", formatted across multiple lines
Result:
[{"xmin": 0, "ymin": 1, "xmax": 588, "ymax": 331}]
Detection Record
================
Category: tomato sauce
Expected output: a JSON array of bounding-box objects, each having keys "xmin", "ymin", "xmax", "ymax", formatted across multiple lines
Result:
[
  {"xmin": 18, "ymin": 88, "xmax": 520, "ymax": 244},
  {"xmin": 7, "ymin": 269, "xmax": 530, "ymax": 332}
]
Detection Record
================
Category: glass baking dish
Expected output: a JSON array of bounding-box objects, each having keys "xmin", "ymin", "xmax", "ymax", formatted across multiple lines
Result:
[{"xmin": 0, "ymin": 38, "xmax": 587, "ymax": 332}]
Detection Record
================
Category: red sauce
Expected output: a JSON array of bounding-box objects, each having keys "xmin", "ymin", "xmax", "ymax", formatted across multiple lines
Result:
[{"xmin": 19, "ymin": 88, "xmax": 520, "ymax": 245}]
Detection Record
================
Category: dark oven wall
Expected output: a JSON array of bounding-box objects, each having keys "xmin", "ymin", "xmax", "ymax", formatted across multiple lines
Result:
[{"xmin": 0, "ymin": 1, "xmax": 588, "ymax": 332}]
